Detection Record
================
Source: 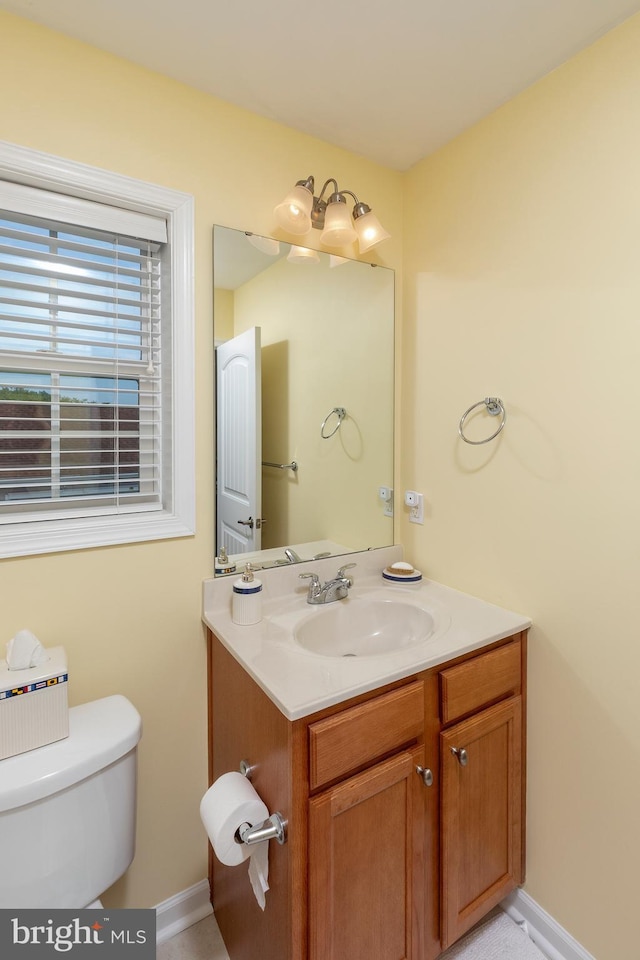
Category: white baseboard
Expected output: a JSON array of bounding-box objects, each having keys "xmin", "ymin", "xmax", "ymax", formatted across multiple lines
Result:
[
  {"xmin": 501, "ymin": 889, "xmax": 597, "ymax": 960},
  {"xmin": 153, "ymin": 880, "xmax": 596, "ymax": 958},
  {"xmin": 154, "ymin": 878, "xmax": 213, "ymax": 945}
]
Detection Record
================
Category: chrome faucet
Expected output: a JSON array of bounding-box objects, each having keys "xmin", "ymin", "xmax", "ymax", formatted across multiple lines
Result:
[
  {"xmin": 299, "ymin": 564, "xmax": 356, "ymax": 604},
  {"xmin": 276, "ymin": 548, "xmax": 332, "ymax": 566}
]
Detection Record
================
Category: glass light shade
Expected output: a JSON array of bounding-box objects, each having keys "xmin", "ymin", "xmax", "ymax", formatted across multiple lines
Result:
[
  {"xmin": 273, "ymin": 184, "xmax": 313, "ymax": 235},
  {"xmin": 287, "ymin": 245, "xmax": 320, "ymax": 264},
  {"xmin": 354, "ymin": 210, "xmax": 391, "ymax": 253},
  {"xmin": 246, "ymin": 234, "xmax": 280, "ymax": 255},
  {"xmin": 320, "ymin": 200, "xmax": 357, "ymax": 247},
  {"xmin": 329, "ymin": 255, "xmax": 349, "ymax": 268}
]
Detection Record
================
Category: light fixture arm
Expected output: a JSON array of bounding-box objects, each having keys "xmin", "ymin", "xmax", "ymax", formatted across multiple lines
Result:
[
  {"xmin": 274, "ymin": 173, "xmax": 390, "ymax": 251},
  {"xmin": 315, "ymin": 179, "xmax": 340, "ymax": 203},
  {"xmin": 336, "ymin": 188, "xmax": 360, "ymax": 205},
  {"xmin": 296, "ymin": 175, "xmax": 315, "ymax": 194},
  {"xmin": 310, "ymin": 178, "xmax": 340, "ymax": 229}
]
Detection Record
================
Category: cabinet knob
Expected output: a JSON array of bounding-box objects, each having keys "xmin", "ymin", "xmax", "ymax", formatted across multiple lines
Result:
[
  {"xmin": 416, "ymin": 765, "xmax": 434, "ymax": 787},
  {"xmin": 450, "ymin": 746, "xmax": 468, "ymax": 767}
]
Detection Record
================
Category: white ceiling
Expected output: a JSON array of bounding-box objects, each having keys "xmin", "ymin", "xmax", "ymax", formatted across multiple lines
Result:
[{"xmin": 2, "ymin": 0, "xmax": 639, "ymax": 170}]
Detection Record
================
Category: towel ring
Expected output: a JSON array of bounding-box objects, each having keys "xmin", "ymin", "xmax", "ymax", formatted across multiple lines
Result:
[
  {"xmin": 321, "ymin": 406, "xmax": 346, "ymax": 439},
  {"xmin": 459, "ymin": 397, "xmax": 506, "ymax": 445}
]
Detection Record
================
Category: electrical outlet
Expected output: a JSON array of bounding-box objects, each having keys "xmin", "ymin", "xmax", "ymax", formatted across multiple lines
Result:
[{"xmin": 408, "ymin": 492, "xmax": 424, "ymax": 524}]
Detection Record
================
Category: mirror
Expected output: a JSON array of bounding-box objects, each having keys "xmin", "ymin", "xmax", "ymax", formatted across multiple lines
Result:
[{"xmin": 213, "ymin": 225, "xmax": 394, "ymax": 573}]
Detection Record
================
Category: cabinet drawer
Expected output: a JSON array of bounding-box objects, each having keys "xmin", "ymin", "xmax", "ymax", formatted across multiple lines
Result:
[
  {"xmin": 440, "ymin": 639, "xmax": 522, "ymax": 725},
  {"xmin": 309, "ymin": 680, "xmax": 424, "ymax": 790}
]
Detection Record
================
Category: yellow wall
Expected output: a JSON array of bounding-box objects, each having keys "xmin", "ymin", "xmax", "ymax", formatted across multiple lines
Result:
[
  {"xmin": 403, "ymin": 13, "xmax": 640, "ymax": 959},
  {"xmin": 0, "ymin": 11, "xmax": 403, "ymax": 910},
  {"xmin": 213, "ymin": 288, "xmax": 234, "ymax": 342}
]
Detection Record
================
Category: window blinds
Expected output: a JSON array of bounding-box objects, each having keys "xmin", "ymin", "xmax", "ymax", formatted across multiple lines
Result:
[
  {"xmin": 0, "ymin": 188, "xmax": 166, "ymax": 518},
  {"xmin": 0, "ymin": 179, "xmax": 168, "ymax": 243}
]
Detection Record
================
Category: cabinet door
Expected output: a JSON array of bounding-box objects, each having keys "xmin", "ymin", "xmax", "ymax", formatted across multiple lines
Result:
[
  {"xmin": 440, "ymin": 696, "xmax": 523, "ymax": 949},
  {"xmin": 309, "ymin": 744, "xmax": 427, "ymax": 960}
]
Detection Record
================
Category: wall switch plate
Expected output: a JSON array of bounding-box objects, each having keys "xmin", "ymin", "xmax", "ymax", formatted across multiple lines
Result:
[{"xmin": 407, "ymin": 491, "xmax": 424, "ymax": 524}]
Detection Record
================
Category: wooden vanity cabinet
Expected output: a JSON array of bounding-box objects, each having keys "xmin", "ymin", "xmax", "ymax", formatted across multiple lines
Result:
[
  {"xmin": 309, "ymin": 743, "xmax": 427, "ymax": 960},
  {"xmin": 307, "ymin": 680, "xmax": 427, "ymax": 960},
  {"xmin": 207, "ymin": 630, "xmax": 527, "ymax": 960},
  {"xmin": 439, "ymin": 639, "xmax": 526, "ymax": 949}
]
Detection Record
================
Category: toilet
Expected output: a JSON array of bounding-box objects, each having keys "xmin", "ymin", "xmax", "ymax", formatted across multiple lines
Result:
[{"xmin": 0, "ymin": 694, "xmax": 142, "ymax": 909}]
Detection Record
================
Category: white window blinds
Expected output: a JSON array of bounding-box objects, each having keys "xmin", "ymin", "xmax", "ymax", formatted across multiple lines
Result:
[{"xmin": 0, "ymin": 187, "xmax": 167, "ymax": 519}]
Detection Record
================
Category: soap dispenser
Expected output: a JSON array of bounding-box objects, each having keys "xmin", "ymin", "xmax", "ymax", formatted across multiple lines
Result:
[
  {"xmin": 232, "ymin": 563, "xmax": 263, "ymax": 625},
  {"xmin": 215, "ymin": 545, "xmax": 236, "ymax": 575}
]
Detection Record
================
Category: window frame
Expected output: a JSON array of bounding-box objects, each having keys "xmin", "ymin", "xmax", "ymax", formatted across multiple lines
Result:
[{"xmin": 0, "ymin": 140, "xmax": 195, "ymax": 558}]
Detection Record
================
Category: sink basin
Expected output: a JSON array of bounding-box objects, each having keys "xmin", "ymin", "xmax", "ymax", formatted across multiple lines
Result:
[{"xmin": 294, "ymin": 598, "xmax": 435, "ymax": 658}]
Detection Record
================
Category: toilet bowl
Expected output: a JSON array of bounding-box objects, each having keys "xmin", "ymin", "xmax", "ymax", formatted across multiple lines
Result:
[{"xmin": 0, "ymin": 694, "xmax": 142, "ymax": 909}]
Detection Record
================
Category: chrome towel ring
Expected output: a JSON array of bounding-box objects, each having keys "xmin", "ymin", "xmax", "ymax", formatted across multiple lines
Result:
[
  {"xmin": 321, "ymin": 406, "xmax": 346, "ymax": 439},
  {"xmin": 458, "ymin": 397, "xmax": 506, "ymax": 445}
]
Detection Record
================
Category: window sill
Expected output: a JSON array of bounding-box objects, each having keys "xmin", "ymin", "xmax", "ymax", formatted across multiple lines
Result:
[{"xmin": 0, "ymin": 512, "xmax": 195, "ymax": 559}]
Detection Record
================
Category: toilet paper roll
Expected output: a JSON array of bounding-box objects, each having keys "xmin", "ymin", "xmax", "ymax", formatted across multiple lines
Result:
[
  {"xmin": 6, "ymin": 629, "xmax": 48, "ymax": 671},
  {"xmin": 200, "ymin": 771, "xmax": 269, "ymax": 867},
  {"xmin": 248, "ymin": 840, "xmax": 269, "ymax": 910}
]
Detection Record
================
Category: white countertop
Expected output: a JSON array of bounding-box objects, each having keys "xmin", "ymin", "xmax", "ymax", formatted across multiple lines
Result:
[{"xmin": 202, "ymin": 546, "xmax": 531, "ymax": 721}]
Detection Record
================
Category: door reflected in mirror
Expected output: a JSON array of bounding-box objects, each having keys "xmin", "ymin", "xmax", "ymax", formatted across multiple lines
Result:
[{"xmin": 213, "ymin": 226, "xmax": 394, "ymax": 574}]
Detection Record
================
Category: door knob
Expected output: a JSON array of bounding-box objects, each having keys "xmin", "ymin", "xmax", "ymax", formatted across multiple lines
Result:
[
  {"xmin": 237, "ymin": 517, "xmax": 254, "ymax": 529},
  {"xmin": 416, "ymin": 765, "xmax": 434, "ymax": 787},
  {"xmin": 450, "ymin": 746, "xmax": 468, "ymax": 767}
]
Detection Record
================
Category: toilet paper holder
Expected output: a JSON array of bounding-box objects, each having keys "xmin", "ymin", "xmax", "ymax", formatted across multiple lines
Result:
[
  {"xmin": 235, "ymin": 812, "xmax": 287, "ymax": 847},
  {"xmin": 236, "ymin": 759, "xmax": 287, "ymax": 846}
]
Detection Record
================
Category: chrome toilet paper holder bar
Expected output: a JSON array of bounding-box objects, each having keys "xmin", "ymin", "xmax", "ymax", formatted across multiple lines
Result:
[
  {"xmin": 236, "ymin": 760, "xmax": 287, "ymax": 846},
  {"xmin": 235, "ymin": 812, "xmax": 287, "ymax": 847}
]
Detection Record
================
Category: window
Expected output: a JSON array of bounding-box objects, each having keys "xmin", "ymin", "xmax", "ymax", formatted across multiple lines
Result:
[{"xmin": 0, "ymin": 142, "xmax": 194, "ymax": 558}]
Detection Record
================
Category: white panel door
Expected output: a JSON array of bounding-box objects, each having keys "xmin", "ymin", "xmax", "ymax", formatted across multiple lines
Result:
[{"xmin": 216, "ymin": 326, "xmax": 262, "ymax": 556}]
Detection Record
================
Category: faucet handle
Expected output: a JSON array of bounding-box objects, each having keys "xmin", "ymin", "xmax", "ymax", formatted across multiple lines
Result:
[
  {"xmin": 337, "ymin": 563, "xmax": 356, "ymax": 585},
  {"xmin": 299, "ymin": 572, "xmax": 320, "ymax": 585},
  {"xmin": 299, "ymin": 571, "xmax": 321, "ymax": 596}
]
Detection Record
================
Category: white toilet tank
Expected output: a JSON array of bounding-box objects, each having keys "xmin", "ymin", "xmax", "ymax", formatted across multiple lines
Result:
[{"xmin": 0, "ymin": 694, "xmax": 142, "ymax": 909}]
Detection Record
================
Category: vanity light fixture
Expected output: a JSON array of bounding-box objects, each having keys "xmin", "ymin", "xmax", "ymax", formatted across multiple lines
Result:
[
  {"xmin": 287, "ymin": 245, "xmax": 320, "ymax": 264},
  {"xmin": 274, "ymin": 175, "xmax": 391, "ymax": 254},
  {"xmin": 245, "ymin": 232, "xmax": 281, "ymax": 255}
]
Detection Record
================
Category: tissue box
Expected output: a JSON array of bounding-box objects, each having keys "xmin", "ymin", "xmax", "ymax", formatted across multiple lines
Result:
[{"xmin": 0, "ymin": 646, "xmax": 69, "ymax": 760}]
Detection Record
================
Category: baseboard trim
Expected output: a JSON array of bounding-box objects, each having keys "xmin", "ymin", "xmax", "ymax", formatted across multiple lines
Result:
[
  {"xmin": 501, "ymin": 889, "xmax": 596, "ymax": 960},
  {"xmin": 154, "ymin": 878, "xmax": 213, "ymax": 945},
  {"xmin": 153, "ymin": 880, "xmax": 596, "ymax": 957}
]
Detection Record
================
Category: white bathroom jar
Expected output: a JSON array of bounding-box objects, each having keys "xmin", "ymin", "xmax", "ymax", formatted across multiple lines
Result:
[{"xmin": 231, "ymin": 564, "xmax": 262, "ymax": 625}]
